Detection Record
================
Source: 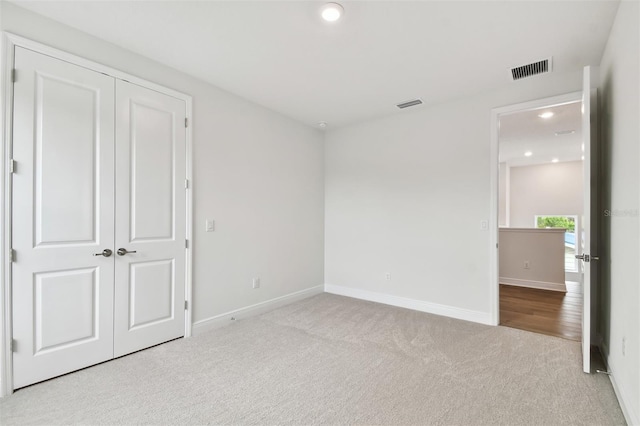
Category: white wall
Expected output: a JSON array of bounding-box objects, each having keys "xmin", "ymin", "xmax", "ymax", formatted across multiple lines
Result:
[
  {"xmin": 0, "ymin": 2, "xmax": 325, "ymax": 324},
  {"xmin": 499, "ymin": 228, "xmax": 566, "ymax": 291},
  {"xmin": 325, "ymin": 70, "xmax": 583, "ymax": 322},
  {"xmin": 597, "ymin": 1, "xmax": 639, "ymax": 424},
  {"xmin": 508, "ymin": 161, "xmax": 583, "ymax": 228}
]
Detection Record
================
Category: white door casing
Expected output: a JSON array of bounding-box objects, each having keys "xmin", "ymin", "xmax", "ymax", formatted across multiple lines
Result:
[
  {"xmin": 11, "ymin": 47, "xmax": 116, "ymax": 389},
  {"xmin": 489, "ymin": 91, "xmax": 582, "ymax": 328},
  {"xmin": 10, "ymin": 45, "xmax": 189, "ymax": 389},
  {"xmin": 113, "ymin": 80, "xmax": 186, "ymax": 357}
]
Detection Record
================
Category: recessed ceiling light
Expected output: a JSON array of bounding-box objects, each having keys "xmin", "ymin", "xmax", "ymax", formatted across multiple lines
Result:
[
  {"xmin": 318, "ymin": 121, "xmax": 328, "ymax": 129},
  {"xmin": 320, "ymin": 3, "xmax": 344, "ymax": 22},
  {"xmin": 524, "ymin": 151, "xmax": 533, "ymax": 157},
  {"xmin": 538, "ymin": 111, "xmax": 554, "ymax": 119},
  {"xmin": 551, "ymin": 158, "xmax": 559, "ymax": 163}
]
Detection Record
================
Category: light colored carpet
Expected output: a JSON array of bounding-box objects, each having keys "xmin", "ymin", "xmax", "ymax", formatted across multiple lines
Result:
[{"xmin": 0, "ymin": 293, "xmax": 625, "ymax": 425}]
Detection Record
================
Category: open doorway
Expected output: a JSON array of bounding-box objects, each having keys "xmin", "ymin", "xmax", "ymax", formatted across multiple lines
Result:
[{"xmin": 493, "ymin": 93, "xmax": 584, "ymax": 341}]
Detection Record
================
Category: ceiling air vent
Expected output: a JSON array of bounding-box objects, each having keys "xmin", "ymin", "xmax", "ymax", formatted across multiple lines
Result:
[
  {"xmin": 510, "ymin": 57, "xmax": 553, "ymax": 81},
  {"xmin": 396, "ymin": 99, "xmax": 423, "ymax": 109}
]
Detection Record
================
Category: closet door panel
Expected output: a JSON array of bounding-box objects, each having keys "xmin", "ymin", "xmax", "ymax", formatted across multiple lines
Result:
[
  {"xmin": 11, "ymin": 47, "xmax": 115, "ymax": 389},
  {"xmin": 129, "ymin": 102, "xmax": 174, "ymax": 241},
  {"xmin": 113, "ymin": 80, "xmax": 186, "ymax": 357}
]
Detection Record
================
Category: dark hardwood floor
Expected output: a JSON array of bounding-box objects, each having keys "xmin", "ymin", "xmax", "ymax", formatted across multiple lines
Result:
[{"xmin": 499, "ymin": 281, "xmax": 582, "ymax": 341}]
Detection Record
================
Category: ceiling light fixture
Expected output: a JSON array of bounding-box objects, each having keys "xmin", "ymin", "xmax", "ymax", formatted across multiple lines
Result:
[
  {"xmin": 318, "ymin": 121, "xmax": 328, "ymax": 129},
  {"xmin": 552, "ymin": 158, "xmax": 559, "ymax": 163},
  {"xmin": 524, "ymin": 151, "xmax": 533, "ymax": 157},
  {"xmin": 538, "ymin": 111, "xmax": 554, "ymax": 119},
  {"xmin": 320, "ymin": 2, "xmax": 344, "ymax": 22}
]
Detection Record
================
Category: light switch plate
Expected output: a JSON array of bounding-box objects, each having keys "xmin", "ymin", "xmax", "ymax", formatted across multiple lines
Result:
[{"xmin": 206, "ymin": 219, "xmax": 215, "ymax": 232}]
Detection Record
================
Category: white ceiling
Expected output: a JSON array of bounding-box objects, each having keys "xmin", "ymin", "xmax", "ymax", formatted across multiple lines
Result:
[
  {"xmin": 499, "ymin": 101, "xmax": 583, "ymax": 167},
  {"xmin": 9, "ymin": 0, "xmax": 620, "ymax": 129}
]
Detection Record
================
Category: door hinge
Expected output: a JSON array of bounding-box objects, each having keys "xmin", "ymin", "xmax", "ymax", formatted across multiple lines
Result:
[
  {"xmin": 184, "ymin": 300, "xmax": 188, "ymax": 310},
  {"xmin": 11, "ymin": 69, "xmax": 16, "ymax": 83},
  {"xmin": 185, "ymin": 118, "xmax": 188, "ymax": 128},
  {"xmin": 11, "ymin": 339, "xmax": 16, "ymax": 352},
  {"xmin": 9, "ymin": 249, "xmax": 15, "ymax": 262},
  {"xmin": 184, "ymin": 179, "xmax": 189, "ymax": 189},
  {"xmin": 9, "ymin": 159, "xmax": 15, "ymax": 174},
  {"xmin": 185, "ymin": 239, "xmax": 188, "ymax": 249}
]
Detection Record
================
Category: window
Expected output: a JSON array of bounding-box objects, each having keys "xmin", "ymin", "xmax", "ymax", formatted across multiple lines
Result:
[{"xmin": 535, "ymin": 215, "xmax": 578, "ymax": 272}]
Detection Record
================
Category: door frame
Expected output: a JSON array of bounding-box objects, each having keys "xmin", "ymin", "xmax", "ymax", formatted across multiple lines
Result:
[
  {"xmin": 0, "ymin": 33, "xmax": 194, "ymax": 397},
  {"xmin": 489, "ymin": 91, "xmax": 582, "ymax": 326}
]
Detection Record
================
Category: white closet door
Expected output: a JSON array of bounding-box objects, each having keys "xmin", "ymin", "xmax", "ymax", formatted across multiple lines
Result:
[
  {"xmin": 113, "ymin": 80, "xmax": 186, "ymax": 357},
  {"xmin": 11, "ymin": 47, "xmax": 116, "ymax": 389}
]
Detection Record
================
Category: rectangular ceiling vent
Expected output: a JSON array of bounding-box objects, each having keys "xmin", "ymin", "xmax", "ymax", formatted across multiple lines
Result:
[
  {"xmin": 510, "ymin": 57, "xmax": 553, "ymax": 81},
  {"xmin": 396, "ymin": 99, "xmax": 423, "ymax": 109}
]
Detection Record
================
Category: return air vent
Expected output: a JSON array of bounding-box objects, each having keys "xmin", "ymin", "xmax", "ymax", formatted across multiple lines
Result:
[
  {"xmin": 510, "ymin": 57, "xmax": 552, "ymax": 81},
  {"xmin": 396, "ymin": 99, "xmax": 423, "ymax": 109}
]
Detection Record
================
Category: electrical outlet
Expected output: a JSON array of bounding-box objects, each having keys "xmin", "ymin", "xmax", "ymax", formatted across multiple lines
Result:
[
  {"xmin": 385, "ymin": 273, "xmax": 391, "ymax": 281},
  {"xmin": 480, "ymin": 220, "xmax": 489, "ymax": 230},
  {"xmin": 252, "ymin": 277, "xmax": 260, "ymax": 289},
  {"xmin": 524, "ymin": 260, "xmax": 530, "ymax": 269},
  {"xmin": 622, "ymin": 336, "xmax": 626, "ymax": 356}
]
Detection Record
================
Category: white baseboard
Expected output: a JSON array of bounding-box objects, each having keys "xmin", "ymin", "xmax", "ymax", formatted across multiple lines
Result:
[
  {"xmin": 192, "ymin": 285, "xmax": 324, "ymax": 335},
  {"xmin": 609, "ymin": 373, "xmax": 639, "ymax": 426},
  {"xmin": 499, "ymin": 277, "xmax": 567, "ymax": 292},
  {"xmin": 600, "ymin": 341, "xmax": 639, "ymax": 426},
  {"xmin": 324, "ymin": 284, "xmax": 492, "ymax": 325}
]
